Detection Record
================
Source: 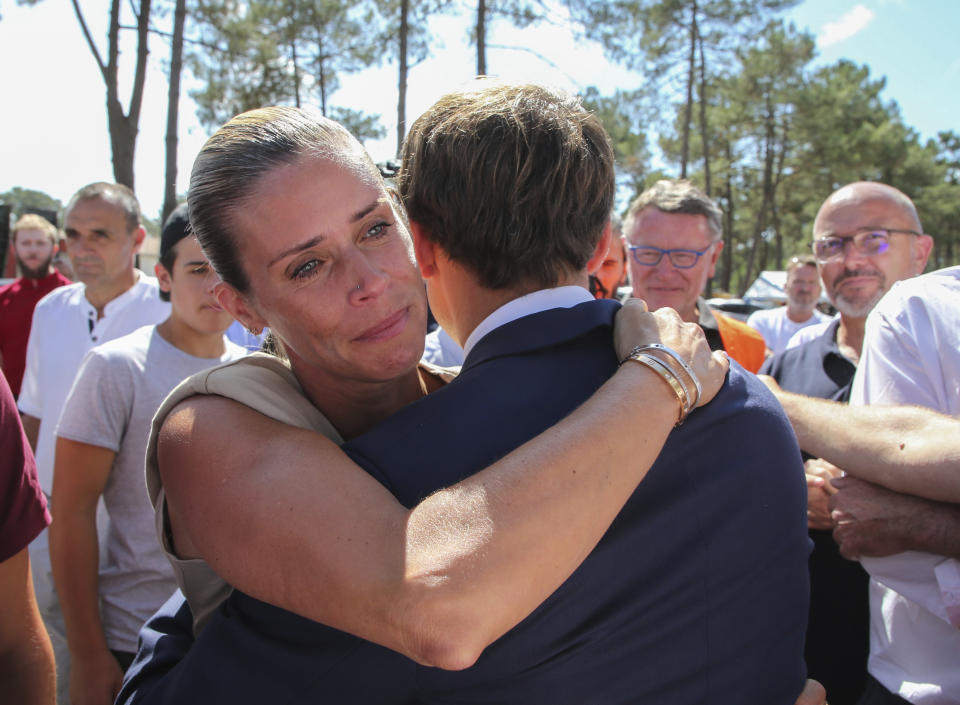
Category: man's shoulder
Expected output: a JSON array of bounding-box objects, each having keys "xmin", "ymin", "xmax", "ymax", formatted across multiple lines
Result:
[
  {"xmin": 876, "ymin": 266, "xmax": 960, "ymax": 319},
  {"xmin": 123, "ymin": 272, "xmax": 165, "ymax": 306},
  {"xmin": 746, "ymin": 306, "xmax": 782, "ymax": 326},
  {"xmin": 784, "ymin": 318, "xmax": 832, "ymax": 350},
  {"xmin": 34, "ymin": 281, "xmax": 85, "ymax": 311},
  {"xmin": 761, "ymin": 334, "xmax": 815, "ymax": 375},
  {"xmin": 131, "ymin": 271, "xmax": 162, "ymax": 293},
  {"xmin": 86, "ymin": 325, "xmax": 156, "ymax": 361},
  {"xmin": 344, "ymin": 302, "xmax": 619, "ymax": 499}
]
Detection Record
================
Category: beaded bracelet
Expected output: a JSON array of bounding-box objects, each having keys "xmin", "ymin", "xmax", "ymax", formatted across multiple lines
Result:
[
  {"xmin": 620, "ymin": 351, "xmax": 691, "ymax": 425},
  {"xmin": 624, "ymin": 343, "xmax": 703, "ymax": 409}
]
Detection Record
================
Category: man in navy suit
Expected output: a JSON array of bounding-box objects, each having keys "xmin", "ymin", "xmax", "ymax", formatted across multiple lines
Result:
[{"xmin": 120, "ymin": 82, "xmax": 811, "ymax": 704}]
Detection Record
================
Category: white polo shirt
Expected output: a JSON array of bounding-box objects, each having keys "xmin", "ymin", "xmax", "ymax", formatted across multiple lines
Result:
[{"xmin": 18, "ymin": 270, "xmax": 171, "ymax": 494}]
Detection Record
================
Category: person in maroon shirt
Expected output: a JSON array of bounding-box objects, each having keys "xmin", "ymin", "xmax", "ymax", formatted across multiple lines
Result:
[
  {"xmin": 0, "ymin": 214, "xmax": 72, "ymax": 397},
  {"xmin": 0, "ymin": 370, "xmax": 55, "ymax": 703}
]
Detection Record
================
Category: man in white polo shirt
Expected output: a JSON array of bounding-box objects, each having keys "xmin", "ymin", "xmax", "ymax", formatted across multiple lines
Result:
[
  {"xmin": 18, "ymin": 182, "xmax": 170, "ymax": 703},
  {"xmin": 747, "ymin": 254, "xmax": 827, "ymax": 355}
]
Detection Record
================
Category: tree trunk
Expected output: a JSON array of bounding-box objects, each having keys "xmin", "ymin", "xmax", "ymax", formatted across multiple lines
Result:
[
  {"xmin": 317, "ymin": 35, "xmax": 327, "ymax": 115},
  {"xmin": 741, "ymin": 97, "xmax": 776, "ymax": 294},
  {"xmin": 771, "ymin": 118, "xmax": 789, "ymax": 269},
  {"xmin": 697, "ymin": 27, "xmax": 711, "ymax": 195},
  {"xmin": 162, "ymin": 0, "xmax": 187, "ymax": 224},
  {"xmin": 477, "ymin": 0, "xmax": 486, "ymax": 76},
  {"xmin": 292, "ymin": 39, "xmax": 302, "ymax": 108},
  {"xmin": 397, "ymin": 0, "xmax": 410, "ymax": 157},
  {"xmin": 680, "ymin": 0, "xmax": 697, "ymax": 178},
  {"xmin": 722, "ymin": 140, "xmax": 734, "ymax": 292},
  {"xmin": 72, "ymin": 0, "xmax": 151, "ymax": 192}
]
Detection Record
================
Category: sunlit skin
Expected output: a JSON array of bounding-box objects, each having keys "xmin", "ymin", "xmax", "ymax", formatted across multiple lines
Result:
[
  {"xmin": 814, "ymin": 185, "xmax": 932, "ymax": 319},
  {"xmin": 624, "ymin": 208, "xmax": 723, "ymax": 323},
  {"xmin": 63, "ymin": 197, "xmax": 144, "ymax": 313},
  {"xmin": 784, "ymin": 264, "xmax": 821, "ymax": 322},
  {"xmin": 594, "ymin": 237, "xmax": 626, "ymax": 299},
  {"xmin": 155, "ymin": 236, "xmax": 235, "ymax": 357},
  {"xmin": 216, "ymin": 155, "xmax": 429, "ymax": 437},
  {"xmin": 13, "ymin": 228, "xmax": 56, "ymax": 279}
]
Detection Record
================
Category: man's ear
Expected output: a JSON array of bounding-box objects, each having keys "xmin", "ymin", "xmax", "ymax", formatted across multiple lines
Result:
[
  {"xmin": 155, "ymin": 262, "xmax": 173, "ymax": 295},
  {"xmin": 707, "ymin": 239, "xmax": 724, "ymax": 278},
  {"xmin": 215, "ymin": 282, "xmax": 266, "ymax": 332},
  {"xmin": 586, "ymin": 221, "xmax": 614, "ymax": 275},
  {"xmin": 409, "ymin": 220, "xmax": 438, "ymax": 279},
  {"xmin": 131, "ymin": 225, "xmax": 147, "ymax": 254},
  {"xmin": 913, "ymin": 234, "xmax": 934, "ymax": 274}
]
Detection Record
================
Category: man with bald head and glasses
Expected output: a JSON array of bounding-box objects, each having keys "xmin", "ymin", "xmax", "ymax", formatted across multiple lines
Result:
[
  {"xmin": 760, "ymin": 181, "xmax": 933, "ymax": 705},
  {"xmin": 623, "ymin": 179, "xmax": 767, "ymax": 371}
]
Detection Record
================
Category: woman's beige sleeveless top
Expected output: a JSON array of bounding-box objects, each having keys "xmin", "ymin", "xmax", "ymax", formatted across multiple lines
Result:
[{"xmin": 145, "ymin": 352, "xmax": 457, "ymax": 634}]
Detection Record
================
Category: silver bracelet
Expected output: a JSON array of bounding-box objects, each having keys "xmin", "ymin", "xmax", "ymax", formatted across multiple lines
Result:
[
  {"xmin": 620, "ymin": 351, "xmax": 692, "ymax": 424},
  {"xmin": 627, "ymin": 343, "xmax": 703, "ymax": 409}
]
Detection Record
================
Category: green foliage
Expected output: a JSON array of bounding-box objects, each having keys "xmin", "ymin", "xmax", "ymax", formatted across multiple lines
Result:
[
  {"xmin": 379, "ymin": 0, "xmax": 452, "ymax": 68},
  {"xmin": 0, "ymin": 187, "xmax": 63, "ymax": 219},
  {"xmin": 189, "ymin": 0, "xmax": 384, "ymax": 129},
  {"xmin": 330, "ymin": 107, "xmax": 387, "ymax": 143},
  {"xmin": 471, "ymin": 0, "xmax": 550, "ymax": 73},
  {"xmin": 581, "ymin": 86, "xmax": 651, "ymax": 196},
  {"xmin": 607, "ymin": 13, "xmax": 960, "ymax": 294}
]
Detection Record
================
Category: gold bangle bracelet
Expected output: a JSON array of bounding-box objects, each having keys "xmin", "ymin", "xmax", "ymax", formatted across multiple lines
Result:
[
  {"xmin": 629, "ymin": 343, "xmax": 703, "ymax": 409},
  {"xmin": 621, "ymin": 351, "xmax": 689, "ymax": 424}
]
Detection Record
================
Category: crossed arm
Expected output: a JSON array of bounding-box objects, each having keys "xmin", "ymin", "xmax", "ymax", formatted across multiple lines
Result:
[
  {"xmin": 760, "ymin": 381, "xmax": 960, "ymax": 503},
  {"xmin": 760, "ymin": 378, "xmax": 960, "ymax": 561},
  {"xmin": 159, "ymin": 304, "xmax": 728, "ymax": 670}
]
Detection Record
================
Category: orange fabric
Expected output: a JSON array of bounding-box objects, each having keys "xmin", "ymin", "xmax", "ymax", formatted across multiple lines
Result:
[{"xmin": 715, "ymin": 313, "xmax": 767, "ymax": 373}]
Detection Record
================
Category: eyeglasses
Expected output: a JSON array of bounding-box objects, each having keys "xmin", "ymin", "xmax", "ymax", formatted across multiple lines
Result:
[
  {"xmin": 812, "ymin": 228, "xmax": 920, "ymax": 263},
  {"xmin": 627, "ymin": 244, "xmax": 713, "ymax": 269}
]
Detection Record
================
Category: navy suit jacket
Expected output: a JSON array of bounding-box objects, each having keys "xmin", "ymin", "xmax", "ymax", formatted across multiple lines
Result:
[{"xmin": 120, "ymin": 299, "xmax": 810, "ymax": 705}]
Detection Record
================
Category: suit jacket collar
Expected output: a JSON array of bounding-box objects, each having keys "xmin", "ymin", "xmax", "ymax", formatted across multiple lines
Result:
[{"xmin": 462, "ymin": 298, "xmax": 620, "ymax": 373}]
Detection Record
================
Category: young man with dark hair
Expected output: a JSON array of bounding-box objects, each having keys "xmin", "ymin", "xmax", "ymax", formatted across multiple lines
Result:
[
  {"xmin": 50, "ymin": 204, "xmax": 244, "ymax": 705},
  {"xmin": 0, "ymin": 214, "xmax": 71, "ymax": 397}
]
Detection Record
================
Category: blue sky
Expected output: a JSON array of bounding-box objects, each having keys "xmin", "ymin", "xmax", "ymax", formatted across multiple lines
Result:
[{"xmin": 1, "ymin": 0, "xmax": 957, "ymax": 218}]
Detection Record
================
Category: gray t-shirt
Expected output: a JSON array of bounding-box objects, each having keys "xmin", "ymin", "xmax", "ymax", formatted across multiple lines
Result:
[{"xmin": 56, "ymin": 325, "xmax": 246, "ymax": 652}]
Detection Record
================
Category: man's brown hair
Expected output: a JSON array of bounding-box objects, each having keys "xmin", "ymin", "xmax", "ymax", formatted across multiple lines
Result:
[
  {"xmin": 786, "ymin": 254, "xmax": 818, "ymax": 275},
  {"xmin": 12, "ymin": 213, "xmax": 58, "ymax": 243},
  {"xmin": 398, "ymin": 81, "xmax": 615, "ymax": 290}
]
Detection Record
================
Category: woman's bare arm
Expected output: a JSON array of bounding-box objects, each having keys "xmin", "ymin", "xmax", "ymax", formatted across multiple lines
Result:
[{"xmin": 160, "ymin": 303, "xmax": 727, "ymax": 669}]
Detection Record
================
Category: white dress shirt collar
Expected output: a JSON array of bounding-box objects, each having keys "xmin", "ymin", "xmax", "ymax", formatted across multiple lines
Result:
[{"xmin": 462, "ymin": 285, "xmax": 594, "ymax": 359}]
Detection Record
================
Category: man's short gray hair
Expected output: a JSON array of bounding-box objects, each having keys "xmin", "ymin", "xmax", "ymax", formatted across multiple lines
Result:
[{"xmin": 623, "ymin": 179, "xmax": 723, "ymax": 242}]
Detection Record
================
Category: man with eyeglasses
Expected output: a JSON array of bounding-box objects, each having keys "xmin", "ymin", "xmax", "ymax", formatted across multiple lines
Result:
[
  {"xmin": 623, "ymin": 179, "xmax": 767, "ymax": 372},
  {"xmin": 760, "ymin": 181, "xmax": 933, "ymax": 705}
]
